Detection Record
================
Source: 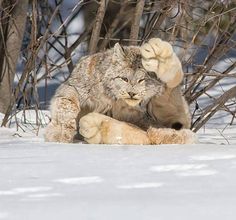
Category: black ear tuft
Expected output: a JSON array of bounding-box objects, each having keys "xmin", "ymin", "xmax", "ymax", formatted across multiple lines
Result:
[{"xmin": 171, "ymin": 122, "xmax": 183, "ymax": 130}]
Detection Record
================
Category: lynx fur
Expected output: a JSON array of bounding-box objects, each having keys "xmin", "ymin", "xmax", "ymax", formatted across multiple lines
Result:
[{"xmin": 45, "ymin": 38, "xmax": 196, "ymax": 144}]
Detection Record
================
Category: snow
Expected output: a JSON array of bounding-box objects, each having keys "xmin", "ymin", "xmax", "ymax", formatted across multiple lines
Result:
[
  {"xmin": 1, "ymin": 143, "xmax": 236, "ymax": 219},
  {"xmin": 1, "ymin": 111, "xmax": 236, "ymax": 219}
]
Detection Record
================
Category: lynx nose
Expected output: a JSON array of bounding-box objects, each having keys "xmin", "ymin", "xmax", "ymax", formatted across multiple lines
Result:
[{"xmin": 128, "ymin": 92, "xmax": 136, "ymax": 98}]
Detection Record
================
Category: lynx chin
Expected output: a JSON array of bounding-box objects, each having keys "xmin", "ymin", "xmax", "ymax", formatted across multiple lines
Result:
[{"xmin": 45, "ymin": 38, "xmax": 196, "ymax": 145}]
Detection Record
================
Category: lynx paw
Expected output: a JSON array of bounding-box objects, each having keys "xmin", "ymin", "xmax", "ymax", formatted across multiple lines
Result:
[
  {"xmin": 141, "ymin": 38, "xmax": 173, "ymax": 60},
  {"xmin": 44, "ymin": 122, "xmax": 77, "ymax": 143},
  {"xmin": 147, "ymin": 128, "xmax": 197, "ymax": 145},
  {"xmin": 79, "ymin": 113, "xmax": 110, "ymax": 144},
  {"xmin": 141, "ymin": 38, "xmax": 173, "ymax": 72},
  {"xmin": 141, "ymin": 38, "xmax": 183, "ymax": 87}
]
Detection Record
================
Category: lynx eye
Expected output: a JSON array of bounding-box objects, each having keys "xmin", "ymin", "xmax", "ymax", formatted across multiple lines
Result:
[
  {"xmin": 138, "ymin": 78, "xmax": 145, "ymax": 83},
  {"xmin": 147, "ymin": 71, "xmax": 158, "ymax": 79},
  {"xmin": 121, "ymin": 77, "xmax": 129, "ymax": 82}
]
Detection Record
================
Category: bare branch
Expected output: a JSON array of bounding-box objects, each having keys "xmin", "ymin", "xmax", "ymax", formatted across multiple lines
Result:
[
  {"xmin": 88, "ymin": 0, "xmax": 109, "ymax": 54},
  {"xmin": 100, "ymin": 1, "xmax": 130, "ymax": 50},
  {"xmin": 0, "ymin": 0, "xmax": 29, "ymax": 114},
  {"xmin": 129, "ymin": 0, "xmax": 145, "ymax": 45},
  {"xmin": 1, "ymin": 3, "xmax": 61, "ymax": 126},
  {"xmin": 192, "ymin": 86, "xmax": 236, "ymax": 132}
]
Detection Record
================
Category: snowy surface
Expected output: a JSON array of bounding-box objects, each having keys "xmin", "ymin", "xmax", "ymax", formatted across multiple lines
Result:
[
  {"xmin": 1, "ymin": 143, "xmax": 236, "ymax": 220},
  {"xmin": 1, "ymin": 112, "xmax": 236, "ymax": 219}
]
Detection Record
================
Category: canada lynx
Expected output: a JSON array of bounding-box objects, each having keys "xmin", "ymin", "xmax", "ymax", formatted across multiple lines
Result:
[{"xmin": 45, "ymin": 38, "xmax": 196, "ymax": 144}]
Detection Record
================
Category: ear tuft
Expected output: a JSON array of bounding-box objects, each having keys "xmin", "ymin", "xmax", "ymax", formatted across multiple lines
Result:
[{"xmin": 112, "ymin": 43, "xmax": 126, "ymax": 63}]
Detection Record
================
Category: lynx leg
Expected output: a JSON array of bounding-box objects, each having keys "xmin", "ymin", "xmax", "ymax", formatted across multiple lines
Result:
[
  {"xmin": 141, "ymin": 38, "xmax": 183, "ymax": 88},
  {"xmin": 79, "ymin": 113, "xmax": 150, "ymax": 145},
  {"xmin": 80, "ymin": 113, "xmax": 196, "ymax": 145},
  {"xmin": 147, "ymin": 86, "xmax": 191, "ymax": 130},
  {"xmin": 45, "ymin": 92, "xmax": 80, "ymax": 143},
  {"xmin": 147, "ymin": 127, "xmax": 197, "ymax": 144},
  {"xmin": 141, "ymin": 38, "xmax": 191, "ymax": 129}
]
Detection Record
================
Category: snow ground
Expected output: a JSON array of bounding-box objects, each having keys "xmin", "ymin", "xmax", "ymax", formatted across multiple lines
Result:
[
  {"xmin": 1, "ymin": 112, "xmax": 236, "ymax": 220},
  {"xmin": 1, "ymin": 144, "xmax": 236, "ymax": 220}
]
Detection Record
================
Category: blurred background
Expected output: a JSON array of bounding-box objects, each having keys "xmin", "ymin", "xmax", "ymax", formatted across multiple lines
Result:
[{"xmin": 0, "ymin": 0, "xmax": 235, "ymax": 133}]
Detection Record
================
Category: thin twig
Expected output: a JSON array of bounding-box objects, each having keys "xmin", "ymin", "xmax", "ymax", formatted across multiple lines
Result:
[
  {"xmin": 89, "ymin": 0, "xmax": 108, "ymax": 54},
  {"xmin": 129, "ymin": 0, "xmax": 145, "ymax": 45}
]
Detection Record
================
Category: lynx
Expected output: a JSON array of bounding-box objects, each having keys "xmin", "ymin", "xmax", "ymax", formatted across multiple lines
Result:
[{"xmin": 45, "ymin": 38, "xmax": 196, "ymax": 144}]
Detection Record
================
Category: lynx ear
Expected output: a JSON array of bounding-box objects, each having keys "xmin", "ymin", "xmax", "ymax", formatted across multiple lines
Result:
[{"xmin": 112, "ymin": 43, "xmax": 126, "ymax": 63}]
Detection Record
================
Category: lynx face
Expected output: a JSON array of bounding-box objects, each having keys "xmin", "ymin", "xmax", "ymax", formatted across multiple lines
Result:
[{"xmin": 104, "ymin": 43, "xmax": 164, "ymax": 107}]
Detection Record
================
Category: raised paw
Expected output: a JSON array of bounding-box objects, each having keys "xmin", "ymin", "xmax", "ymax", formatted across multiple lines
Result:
[
  {"xmin": 79, "ymin": 113, "xmax": 111, "ymax": 144},
  {"xmin": 140, "ymin": 38, "xmax": 183, "ymax": 88},
  {"xmin": 140, "ymin": 38, "xmax": 174, "ymax": 73},
  {"xmin": 141, "ymin": 38, "xmax": 173, "ymax": 62}
]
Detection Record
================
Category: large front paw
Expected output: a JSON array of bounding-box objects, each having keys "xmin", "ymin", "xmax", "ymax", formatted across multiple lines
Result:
[
  {"xmin": 141, "ymin": 38, "xmax": 173, "ymax": 60},
  {"xmin": 79, "ymin": 113, "xmax": 109, "ymax": 144},
  {"xmin": 141, "ymin": 38, "xmax": 183, "ymax": 87},
  {"xmin": 141, "ymin": 38, "xmax": 173, "ymax": 72}
]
